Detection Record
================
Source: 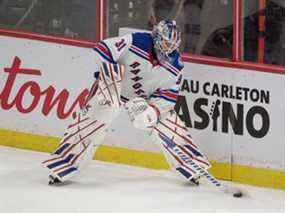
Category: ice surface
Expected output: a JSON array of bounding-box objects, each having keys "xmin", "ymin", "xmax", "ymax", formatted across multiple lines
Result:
[{"xmin": 0, "ymin": 146, "xmax": 284, "ymax": 213}]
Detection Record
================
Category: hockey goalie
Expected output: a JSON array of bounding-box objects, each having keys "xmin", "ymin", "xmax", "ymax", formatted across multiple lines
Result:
[{"xmin": 42, "ymin": 20, "xmax": 211, "ymax": 186}]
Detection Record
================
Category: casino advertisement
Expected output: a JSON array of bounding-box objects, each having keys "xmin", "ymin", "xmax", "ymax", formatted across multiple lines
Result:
[{"xmin": 175, "ymin": 62, "xmax": 285, "ymax": 170}]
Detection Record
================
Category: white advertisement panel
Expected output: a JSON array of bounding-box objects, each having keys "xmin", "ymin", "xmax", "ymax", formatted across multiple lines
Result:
[
  {"xmin": 180, "ymin": 63, "xmax": 284, "ymax": 170},
  {"xmin": 0, "ymin": 36, "xmax": 159, "ymax": 153},
  {"xmin": 0, "ymin": 36, "xmax": 96, "ymax": 135}
]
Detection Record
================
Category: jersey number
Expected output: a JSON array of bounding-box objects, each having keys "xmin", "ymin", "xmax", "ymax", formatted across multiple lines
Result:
[{"xmin": 115, "ymin": 39, "xmax": 126, "ymax": 51}]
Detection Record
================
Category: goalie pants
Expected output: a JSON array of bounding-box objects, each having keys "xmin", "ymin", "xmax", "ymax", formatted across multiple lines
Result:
[{"xmin": 42, "ymin": 64, "xmax": 211, "ymax": 182}]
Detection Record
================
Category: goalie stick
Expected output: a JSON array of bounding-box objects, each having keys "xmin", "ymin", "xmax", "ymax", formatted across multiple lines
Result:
[
  {"xmin": 152, "ymin": 125, "xmax": 244, "ymax": 198},
  {"xmin": 125, "ymin": 104, "xmax": 244, "ymax": 198}
]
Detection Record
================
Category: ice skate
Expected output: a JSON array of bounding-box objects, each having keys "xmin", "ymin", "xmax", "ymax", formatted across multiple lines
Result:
[
  {"xmin": 48, "ymin": 175, "xmax": 63, "ymax": 186},
  {"xmin": 189, "ymin": 176, "xmax": 200, "ymax": 186}
]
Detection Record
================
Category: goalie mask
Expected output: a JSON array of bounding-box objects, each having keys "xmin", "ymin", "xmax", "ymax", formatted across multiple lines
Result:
[{"xmin": 152, "ymin": 20, "xmax": 181, "ymax": 60}]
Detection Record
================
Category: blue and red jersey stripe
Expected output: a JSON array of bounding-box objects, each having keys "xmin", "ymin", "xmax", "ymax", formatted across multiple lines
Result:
[
  {"xmin": 129, "ymin": 45, "xmax": 150, "ymax": 61},
  {"xmin": 94, "ymin": 42, "xmax": 115, "ymax": 63},
  {"xmin": 151, "ymin": 89, "xmax": 178, "ymax": 103}
]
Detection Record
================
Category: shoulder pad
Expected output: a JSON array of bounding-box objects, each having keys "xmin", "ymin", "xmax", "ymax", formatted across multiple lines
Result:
[
  {"xmin": 168, "ymin": 50, "xmax": 184, "ymax": 71},
  {"xmin": 131, "ymin": 32, "xmax": 153, "ymax": 53}
]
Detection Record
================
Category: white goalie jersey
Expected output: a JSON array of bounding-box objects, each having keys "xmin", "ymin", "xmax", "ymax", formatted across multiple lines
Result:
[{"xmin": 93, "ymin": 32, "xmax": 184, "ymax": 118}]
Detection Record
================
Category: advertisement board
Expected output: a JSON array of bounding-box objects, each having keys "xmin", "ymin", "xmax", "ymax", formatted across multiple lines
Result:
[
  {"xmin": 0, "ymin": 35, "xmax": 159, "ymax": 153},
  {"xmin": 179, "ymin": 62, "xmax": 284, "ymax": 170},
  {"xmin": 0, "ymin": 35, "xmax": 284, "ymax": 176}
]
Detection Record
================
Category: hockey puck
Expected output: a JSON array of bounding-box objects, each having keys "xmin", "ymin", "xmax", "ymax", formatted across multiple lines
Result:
[{"xmin": 233, "ymin": 191, "xmax": 243, "ymax": 198}]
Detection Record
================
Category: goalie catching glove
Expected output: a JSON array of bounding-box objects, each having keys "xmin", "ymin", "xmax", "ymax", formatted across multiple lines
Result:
[{"xmin": 125, "ymin": 97, "xmax": 160, "ymax": 130}]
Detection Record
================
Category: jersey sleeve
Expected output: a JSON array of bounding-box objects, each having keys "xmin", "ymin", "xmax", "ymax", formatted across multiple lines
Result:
[
  {"xmin": 93, "ymin": 34, "xmax": 132, "ymax": 63},
  {"xmin": 149, "ymin": 52, "xmax": 184, "ymax": 120}
]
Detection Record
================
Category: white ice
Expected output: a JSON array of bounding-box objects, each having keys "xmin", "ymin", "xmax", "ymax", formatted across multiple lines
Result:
[{"xmin": 0, "ymin": 146, "xmax": 285, "ymax": 213}]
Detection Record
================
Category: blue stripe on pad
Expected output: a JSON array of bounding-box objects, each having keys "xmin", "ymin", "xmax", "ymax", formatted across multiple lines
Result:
[
  {"xmin": 176, "ymin": 167, "xmax": 192, "ymax": 179},
  {"xmin": 113, "ymin": 63, "xmax": 119, "ymax": 74},
  {"xmin": 54, "ymin": 143, "xmax": 70, "ymax": 155},
  {"xmin": 57, "ymin": 167, "xmax": 78, "ymax": 178},
  {"xmin": 47, "ymin": 154, "xmax": 75, "ymax": 169},
  {"xmin": 158, "ymin": 133, "xmax": 176, "ymax": 149},
  {"xmin": 102, "ymin": 62, "xmax": 110, "ymax": 77},
  {"xmin": 184, "ymin": 145, "xmax": 203, "ymax": 157}
]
